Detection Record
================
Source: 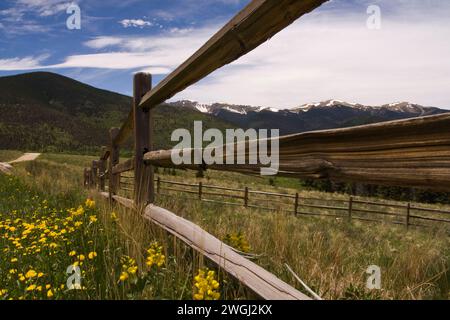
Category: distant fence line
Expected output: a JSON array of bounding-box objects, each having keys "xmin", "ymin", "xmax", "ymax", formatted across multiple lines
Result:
[
  {"xmin": 134, "ymin": 177, "xmax": 448, "ymax": 231},
  {"xmin": 84, "ymin": 169, "xmax": 450, "ymax": 232}
]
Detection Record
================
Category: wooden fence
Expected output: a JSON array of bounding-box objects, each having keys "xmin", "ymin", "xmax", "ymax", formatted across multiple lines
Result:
[
  {"xmin": 82, "ymin": 0, "xmax": 335, "ymax": 300},
  {"xmin": 148, "ymin": 178, "xmax": 450, "ymax": 231},
  {"xmin": 83, "ymin": 0, "xmax": 450, "ymax": 300}
]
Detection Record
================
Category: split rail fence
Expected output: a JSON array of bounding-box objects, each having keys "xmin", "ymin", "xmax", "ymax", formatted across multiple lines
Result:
[{"xmin": 83, "ymin": 0, "xmax": 450, "ymax": 300}]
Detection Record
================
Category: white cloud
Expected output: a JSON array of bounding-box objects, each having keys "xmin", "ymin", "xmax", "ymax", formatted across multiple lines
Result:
[
  {"xmin": 84, "ymin": 37, "xmax": 123, "ymax": 49},
  {"xmin": 48, "ymin": 52, "xmax": 173, "ymax": 74},
  {"xmin": 0, "ymin": 26, "xmax": 215, "ymax": 73},
  {"xmin": 119, "ymin": 19, "xmax": 153, "ymax": 28},
  {"xmin": 0, "ymin": 0, "xmax": 73, "ymax": 34},
  {"xmin": 0, "ymin": 54, "xmax": 49, "ymax": 71},
  {"xmin": 83, "ymin": 27, "xmax": 214, "ymax": 52},
  {"xmin": 13, "ymin": 0, "xmax": 71, "ymax": 17}
]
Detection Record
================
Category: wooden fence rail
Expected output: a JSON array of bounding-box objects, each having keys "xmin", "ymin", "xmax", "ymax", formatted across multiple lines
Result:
[{"xmin": 143, "ymin": 113, "xmax": 450, "ymax": 192}]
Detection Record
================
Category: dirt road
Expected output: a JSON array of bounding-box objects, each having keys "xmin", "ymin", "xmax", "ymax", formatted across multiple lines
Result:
[
  {"xmin": 8, "ymin": 153, "xmax": 41, "ymax": 164},
  {"xmin": 0, "ymin": 153, "xmax": 41, "ymax": 175}
]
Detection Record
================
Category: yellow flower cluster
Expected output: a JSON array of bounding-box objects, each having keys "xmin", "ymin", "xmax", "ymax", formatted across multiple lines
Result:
[
  {"xmin": 146, "ymin": 242, "xmax": 165, "ymax": 268},
  {"xmin": 0, "ymin": 177, "xmax": 102, "ymax": 300},
  {"xmin": 193, "ymin": 269, "xmax": 220, "ymax": 300},
  {"xmin": 85, "ymin": 199, "xmax": 95, "ymax": 209},
  {"xmin": 224, "ymin": 232, "xmax": 251, "ymax": 253},
  {"xmin": 118, "ymin": 256, "xmax": 138, "ymax": 282}
]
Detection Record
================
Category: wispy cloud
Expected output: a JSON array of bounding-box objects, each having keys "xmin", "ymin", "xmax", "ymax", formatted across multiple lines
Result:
[
  {"xmin": 0, "ymin": 0, "xmax": 75, "ymax": 35},
  {"xmin": 0, "ymin": 54, "xmax": 49, "ymax": 71},
  {"xmin": 119, "ymin": 19, "xmax": 153, "ymax": 28},
  {"xmin": 15, "ymin": 0, "xmax": 74, "ymax": 17},
  {"xmin": 0, "ymin": 26, "xmax": 216, "ymax": 73}
]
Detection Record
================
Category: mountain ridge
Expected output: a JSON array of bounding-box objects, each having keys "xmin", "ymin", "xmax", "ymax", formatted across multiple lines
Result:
[
  {"xmin": 1, "ymin": 72, "xmax": 448, "ymax": 152},
  {"xmin": 169, "ymin": 99, "xmax": 448, "ymax": 135}
]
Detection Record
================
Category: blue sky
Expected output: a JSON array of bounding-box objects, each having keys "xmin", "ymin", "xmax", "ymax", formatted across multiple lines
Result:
[{"xmin": 1, "ymin": 0, "xmax": 450, "ymax": 109}]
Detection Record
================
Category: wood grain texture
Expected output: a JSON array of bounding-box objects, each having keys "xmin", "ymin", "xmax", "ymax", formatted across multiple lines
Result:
[
  {"xmin": 133, "ymin": 73, "xmax": 155, "ymax": 205},
  {"xmin": 139, "ymin": 0, "xmax": 329, "ymax": 110},
  {"xmin": 144, "ymin": 114, "xmax": 450, "ymax": 191},
  {"xmin": 108, "ymin": 128, "xmax": 120, "ymax": 196}
]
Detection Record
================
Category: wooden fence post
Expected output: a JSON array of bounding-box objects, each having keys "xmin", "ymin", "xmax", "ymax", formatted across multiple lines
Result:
[
  {"xmin": 108, "ymin": 128, "xmax": 120, "ymax": 201},
  {"xmin": 294, "ymin": 193, "xmax": 299, "ymax": 216},
  {"xmin": 133, "ymin": 72, "xmax": 154, "ymax": 208},
  {"xmin": 244, "ymin": 187, "xmax": 249, "ymax": 207},
  {"xmin": 348, "ymin": 196, "xmax": 353, "ymax": 222},
  {"xmin": 98, "ymin": 147, "xmax": 107, "ymax": 191},
  {"xmin": 406, "ymin": 202, "xmax": 411, "ymax": 230}
]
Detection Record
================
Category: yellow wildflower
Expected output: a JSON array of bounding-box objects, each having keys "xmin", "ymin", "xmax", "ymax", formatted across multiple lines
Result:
[
  {"xmin": 88, "ymin": 251, "xmax": 97, "ymax": 260},
  {"xmin": 25, "ymin": 269, "xmax": 37, "ymax": 279},
  {"xmin": 26, "ymin": 284, "xmax": 37, "ymax": 291},
  {"xmin": 146, "ymin": 242, "xmax": 165, "ymax": 268},
  {"xmin": 193, "ymin": 269, "xmax": 221, "ymax": 300},
  {"xmin": 119, "ymin": 272, "xmax": 129, "ymax": 282},
  {"xmin": 85, "ymin": 199, "xmax": 95, "ymax": 209}
]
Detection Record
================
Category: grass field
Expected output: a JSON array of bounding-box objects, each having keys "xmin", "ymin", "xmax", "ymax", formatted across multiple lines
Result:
[{"xmin": 1, "ymin": 150, "xmax": 449, "ymax": 300}]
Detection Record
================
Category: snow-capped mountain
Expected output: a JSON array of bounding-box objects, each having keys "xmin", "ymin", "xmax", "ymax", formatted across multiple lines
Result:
[
  {"xmin": 172, "ymin": 100, "xmax": 271, "ymax": 115},
  {"xmin": 169, "ymin": 99, "xmax": 448, "ymax": 135},
  {"xmin": 294, "ymin": 100, "xmax": 437, "ymax": 116}
]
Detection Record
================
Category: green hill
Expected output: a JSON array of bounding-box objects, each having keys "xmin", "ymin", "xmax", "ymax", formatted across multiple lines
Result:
[{"xmin": 0, "ymin": 72, "xmax": 233, "ymax": 154}]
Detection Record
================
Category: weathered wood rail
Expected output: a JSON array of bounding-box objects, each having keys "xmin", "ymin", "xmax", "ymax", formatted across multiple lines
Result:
[
  {"xmin": 143, "ymin": 114, "xmax": 450, "ymax": 191},
  {"xmin": 83, "ymin": 0, "xmax": 450, "ymax": 300}
]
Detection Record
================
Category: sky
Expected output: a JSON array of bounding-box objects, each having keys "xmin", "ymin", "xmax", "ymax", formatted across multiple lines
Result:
[{"xmin": 0, "ymin": 0, "xmax": 449, "ymax": 109}]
